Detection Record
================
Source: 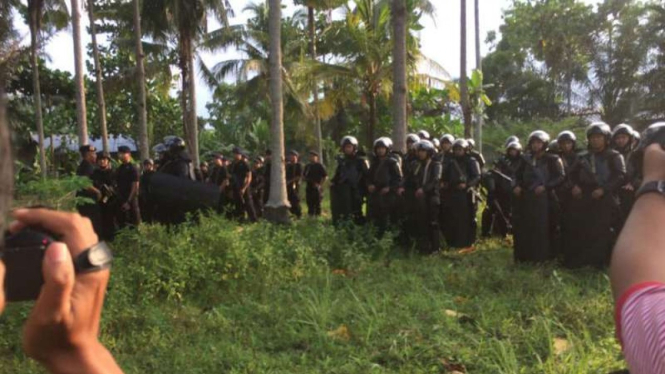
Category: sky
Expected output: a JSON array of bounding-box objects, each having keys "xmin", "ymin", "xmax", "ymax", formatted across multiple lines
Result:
[{"xmin": 13, "ymin": 0, "xmax": 600, "ymax": 116}]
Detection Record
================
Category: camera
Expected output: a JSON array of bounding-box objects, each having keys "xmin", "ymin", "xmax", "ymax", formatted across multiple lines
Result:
[{"xmin": 1, "ymin": 229, "xmax": 55, "ymax": 302}]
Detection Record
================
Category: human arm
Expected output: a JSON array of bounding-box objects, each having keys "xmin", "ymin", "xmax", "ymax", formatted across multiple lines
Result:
[{"xmin": 6, "ymin": 209, "xmax": 123, "ymax": 374}]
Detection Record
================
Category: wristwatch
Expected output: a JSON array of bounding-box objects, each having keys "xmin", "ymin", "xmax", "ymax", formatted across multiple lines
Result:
[
  {"xmin": 73, "ymin": 242, "xmax": 114, "ymax": 274},
  {"xmin": 635, "ymin": 180, "xmax": 665, "ymax": 200}
]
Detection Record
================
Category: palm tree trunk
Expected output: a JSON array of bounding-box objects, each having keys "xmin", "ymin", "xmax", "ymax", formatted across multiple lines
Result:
[
  {"xmin": 71, "ymin": 0, "xmax": 88, "ymax": 145},
  {"xmin": 29, "ymin": 9, "xmax": 46, "ymax": 178},
  {"xmin": 473, "ymin": 0, "xmax": 482, "ymax": 153},
  {"xmin": 178, "ymin": 32, "xmax": 200, "ymax": 167},
  {"xmin": 265, "ymin": 0, "xmax": 290, "ymax": 223},
  {"xmin": 392, "ymin": 0, "xmax": 407, "ymax": 154},
  {"xmin": 460, "ymin": 0, "xmax": 472, "ymax": 138},
  {"xmin": 368, "ymin": 91, "xmax": 377, "ymax": 149},
  {"xmin": 88, "ymin": 0, "xmax": 109, "ymax": 154},
  {"xmin": 133, "ymin": 0, "xmax": 149, "ymax": 161},
  {"xmin": 308, "ymin": 6, "xmax": 323, "ymax": 164}
]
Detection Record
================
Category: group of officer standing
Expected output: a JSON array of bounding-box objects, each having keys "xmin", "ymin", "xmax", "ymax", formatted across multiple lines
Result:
[
  {"xmin": 76, "ymin": 121, "xmax": 641, "ymax": 268},
  {"xmin": 329, "ymin": 121, "xmax": 641, "ymax": 268}
]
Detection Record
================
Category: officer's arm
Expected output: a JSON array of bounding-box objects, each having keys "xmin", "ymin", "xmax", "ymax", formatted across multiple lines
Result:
[
  {"xmin": 611, "ymin": 144, "xmax": 665, "ymax": 301},
  {"xmin": 423, "ymin": 162, "xmax": 442, "ymax": 193},
  {"xmin": 513, "ymin": 158, "xmax": 526, "ymax": 188},
  {"xmin": 389, "ymin": 160, "xmax": 402, "ymax": 190},
  {"xmin": 243, "ymin": 170, "xmax": 252, "ymax": 192},
  {"xmin": 80, "ymin": 166, "xmax": 102, "ymax": 197},
  {"xmin": 545, "ymin": 156, "xmax": 565, "ymax": 189},
  {"xmin": 605, "ymin": 153, "xmax": 627, "ymax": 193},
  {"xmin": 467, "ymin": 159, "xmax": 481, "ymax": 187}
]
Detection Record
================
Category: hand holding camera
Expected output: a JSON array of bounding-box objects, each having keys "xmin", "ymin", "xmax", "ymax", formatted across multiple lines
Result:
[{"xmin": 1, "ymin": 208, "xmax": 121, "ymax": 374}]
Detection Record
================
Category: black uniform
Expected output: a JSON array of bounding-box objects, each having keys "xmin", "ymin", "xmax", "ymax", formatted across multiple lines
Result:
[
  {"xmin": 441, "ymin": 154, "xmax": 480, "ymax": 248},
  {"xmin": 92, "ymin": 166, "xmax": 117, "ymax": 240},
  {"xmin": 366, "ymin": 155, "xmax": 402, "ymax": 235},
  {"xmin": 209, "ymin": 164, "xmax": 231, "ymax": 214},
  {"xmin": 481, "ymin": 155, "xmax": 521, "ymax": 238},
  {"xmin": 330, "ymin": 154, "xmax": 369, "ymax": 226},
  {"xmin": 229, "ymin": 159, "xmax": 257, "ymax": 222},
  {"xmin": 76, "ymin": 160, "xmax": 103, "ymax": 236},
  {"xmin": 160, "ymin": 151, "xmax": 194, "ymax": 180},
  {"xmin": 615, "ymin": 145, "xmax": 640, "ymax": 232},
  {"xmin": 563, "ymin": 148, "xmax": 626, "ymax": 268},
  {"xmin": 158, "ymin": 151, "xmax": 194, "ymax": 224},
  {"xmin": 400, "ymin": 152, "xmax": 419, "ymax": 241},
  {"xmin": 115, "ymin": 162, "xmax": 141, "ymax": 229},
  {"xmin": 469, "ymin": 150, "xmax": 486, "ymax": 170},
  {"xmin": 303, "ymin": 162, "xmax": 327, "ymax": 217},
  {"xmin": 251, "ymin": 166, "xmax": 266, "ymax": 218},
  {"xmin": 405, "ymin": 157, "xmax": 442, "ymax": 254},
  {"xmin": 286, "ymin": 161, "xmax": 303, "ymax": 218},
  {"xmin": 513, "ymin": 152, "xmax": 565, "ymax": 263},
  {"xmin": 139, "ymin": 169, "xmax": 156, "ymax": 224}
]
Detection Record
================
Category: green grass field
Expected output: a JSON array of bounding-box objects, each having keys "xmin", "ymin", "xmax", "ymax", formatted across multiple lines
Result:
[{"xmin": 0, "ymin": 214, "xmax": 627, "ymax": 374}]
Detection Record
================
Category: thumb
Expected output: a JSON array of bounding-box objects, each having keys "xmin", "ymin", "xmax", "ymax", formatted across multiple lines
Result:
[{"xmin": 34, "ymin": 242, "xmax": 74, "ymax": 321}]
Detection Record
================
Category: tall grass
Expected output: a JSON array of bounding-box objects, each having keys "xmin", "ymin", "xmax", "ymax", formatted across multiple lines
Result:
[{"xmin": 0, "ymin": 215, "xmax": 626, "ymax": 373}]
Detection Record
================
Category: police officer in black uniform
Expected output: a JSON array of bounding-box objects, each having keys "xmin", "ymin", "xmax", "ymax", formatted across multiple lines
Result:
[
  {"xmin": 367, "ymin": 137, "xmax": 402, "ymax": 236},
  {"xmin": 160, "ymin": 137, "xmax": 194, "ymax": 180},
  {"xmin": 251, "ymin": 156, "xmax": 266, "ymax": 218},
  {"xmin": 405, "ymin": 140, "xmax": 442, "ymax": 254},
  {"xmin": 229, "ymin": 147, "xmax": 256, "ymax": 222},
  {"xmin": 139, "ymin": 159, "xmax": 156, "ymax": 224},
  {"xmin": 303, "ymin": 151, "xmax": 327, "ymax": 217},
  {"xmin": 612, "ymin": 124, "xmax": 639, "ymax": 231},
  {"xmin": 467, "ymin": 138, "xmax": 486, "ymax": 170},
  {"xmin": 564, "ymin": 122, "xmax": 626, "ymax": 268},
  {"xmin": 330, "ymin": 136, "xmax": 369, "ymax": 226},
  {"xmin": 397, "ymin": 134, "xmax": 421, "ymax": 241},
  {"xmin": 512, "ymin": 130, "xmax": 565, "ymax": 263},
  {"xmin": 441, "ymin": 139, "xmax": 481, "ymax": 249},
  {"xmin": 481, "ymin": 141, "xmax": 518, "ymax": 239},
  {"xmin": 556, "ymin": 130, "xmax": 581, "ymax": 262},
  {"xmin": 285, "ymin": 150, "xmax": 303, "ymax": 218},
  {"xmin": 208, "ymin": 153, "xmax": 231, "ymax": 214},
  {"xmin": 115, "ymin": 146, "xmax": 141, "ymax": 229},
  {"xmin": 76, "ymin": 145, "xmax": 103, "ymax": 236},
  {"xmin": 92, "ymin": 153, "xmax": 117, "ymax": 240}
]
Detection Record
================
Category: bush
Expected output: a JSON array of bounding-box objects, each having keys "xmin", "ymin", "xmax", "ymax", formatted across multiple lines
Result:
[
  {"xmin": 107, "ymin": 215, "xmax": 396, "ymax": 308},
  {"xmin": 15, "ymin": 175, "xmax": 92, "ymax": 210}
]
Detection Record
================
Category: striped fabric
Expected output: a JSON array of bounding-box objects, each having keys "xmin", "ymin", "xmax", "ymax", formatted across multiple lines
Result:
[{"xmin": 617, "ymin": 282, "xmax": 665, "ymax": 374}]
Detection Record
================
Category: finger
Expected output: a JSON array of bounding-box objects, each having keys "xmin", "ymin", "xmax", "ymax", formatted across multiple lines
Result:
[
  {"xmin": 11, "ymin": 208, "xmax": 78, "ymax": 236},
  {"xmin": 12, "ymin": 209, "xmax": 97, "ymax": 255},
  {"xmin": 33, "ymin": 242, "xmax": 75, "ymax": 323}
]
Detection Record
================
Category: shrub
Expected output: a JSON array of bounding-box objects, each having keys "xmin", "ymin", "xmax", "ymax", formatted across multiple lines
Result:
[{"xmin": 107, "ymin": 215, "xmax": 396, "ymax": 308}]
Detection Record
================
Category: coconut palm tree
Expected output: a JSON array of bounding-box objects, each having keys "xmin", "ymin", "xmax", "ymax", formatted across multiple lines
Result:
[
  {"xmin": 71, "ymin": 0, "xmax": 88, "ymax": 145},
  {"xmin": 142, "ymin": 0, "xmax": 232, "ymax": 167},
  {"xmin": 87, "ymin": 0, "xmax": 109, "ymax": 153},
  {"xmin": 392, "ymin": 0, "xmax": 407, "ymax": 153},
  {"xmin": 133, "ymin": 0, "xmax": 148, "ymax": 160},
  {"xmin": 460, "ymin": 0, "xmax": 472, "ymax": 138},
  {"xmin": 199, "ymin": 3, "xmax": 310, "ymax": 129},
  {"xmin": 265, "ymin": 0, "xmax": 290, "ymax": 223},
  {"xmin": 293, "ymin": 0, "xmax": 345, "ymax": 161},
  {"xmin": 473, "ymin": 0, "xmax": 482, "ymax": 152},
  {"xmin": 24, "ymin": 0, "xmax": 68, "ymax": 177}
]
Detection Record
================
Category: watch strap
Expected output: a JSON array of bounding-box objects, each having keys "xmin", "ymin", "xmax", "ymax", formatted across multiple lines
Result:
[
  {"xmin": 635, "ymin": 180, "xmax": 665, "ymax": 200},
  {"xmin": 73, "ymin": 241, "xmax": 114, "ymax": 274}
]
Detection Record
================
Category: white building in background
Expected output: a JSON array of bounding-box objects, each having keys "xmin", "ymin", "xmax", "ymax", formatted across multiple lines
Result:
[{"xmin": 30, "ymin": 133, "xmax": 137, "ymax": 153}]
